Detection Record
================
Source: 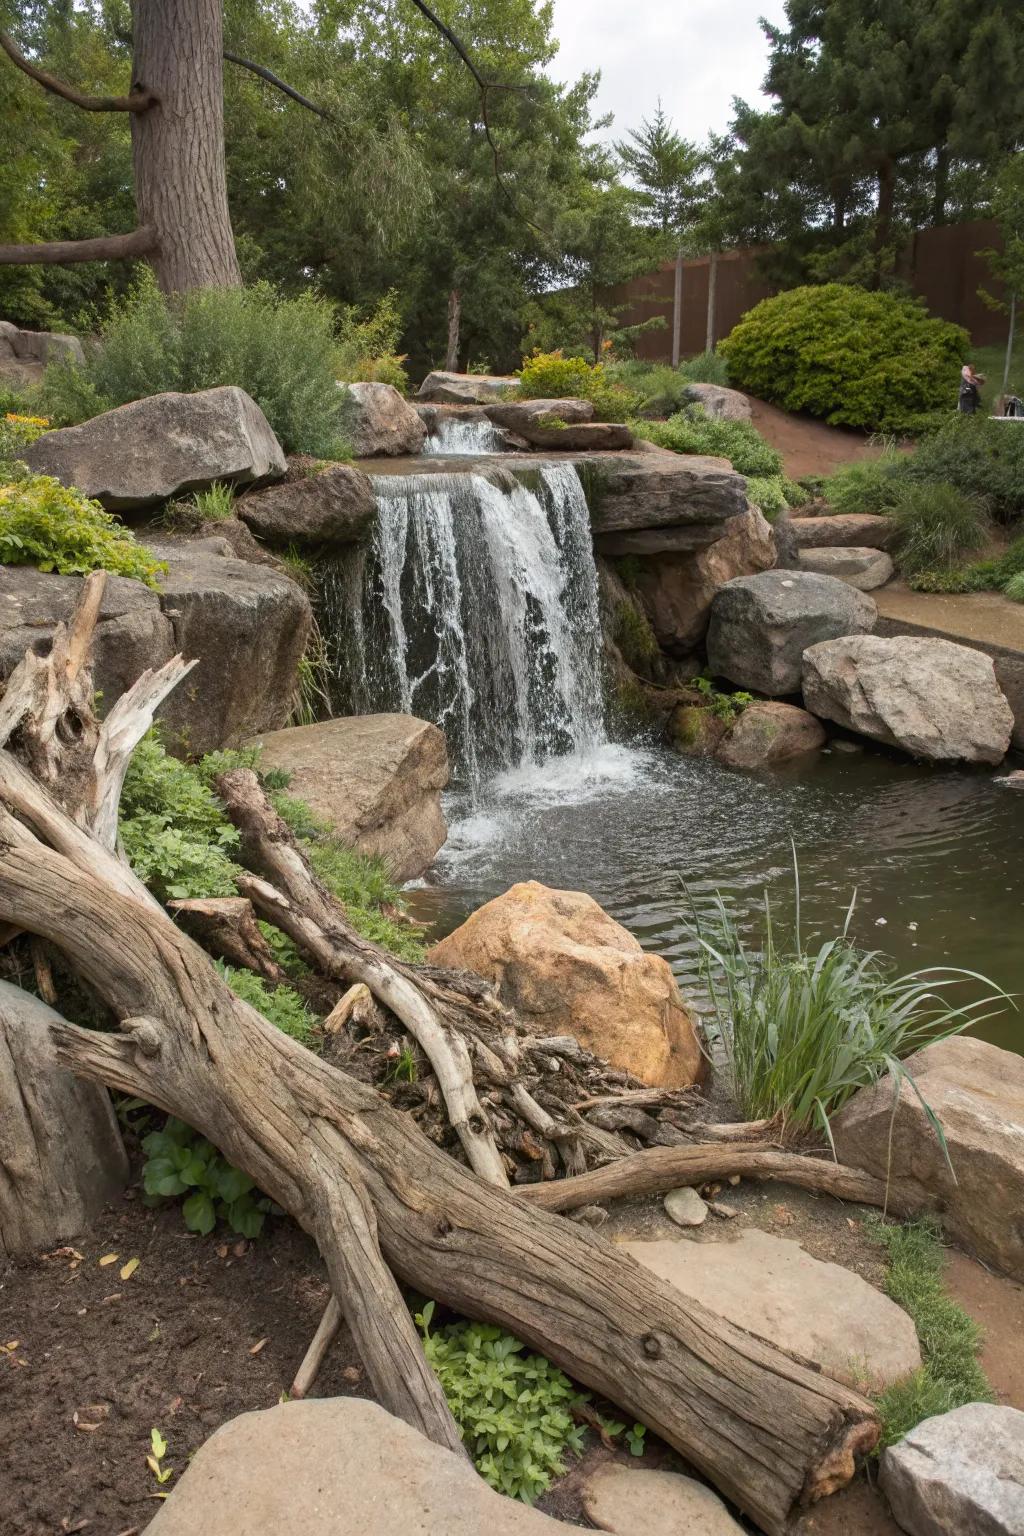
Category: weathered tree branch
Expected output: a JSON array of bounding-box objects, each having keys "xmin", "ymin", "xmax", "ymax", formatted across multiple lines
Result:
[
  {"xmin": 0, "ymin": 227, "xmax": 158, "ymax": 266},
  {"xmin": 0, "ymin": 29, "xmax": 156, "ymax": 111},
  {"xmin": 222, "ymin": 49, "xmax": 332, "ymax": 119}
]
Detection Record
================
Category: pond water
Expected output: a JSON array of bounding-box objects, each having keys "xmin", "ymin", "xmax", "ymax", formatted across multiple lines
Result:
[{"xmin": 409, "ymin": 741, "xmax": 1024, "ymax": 1055}]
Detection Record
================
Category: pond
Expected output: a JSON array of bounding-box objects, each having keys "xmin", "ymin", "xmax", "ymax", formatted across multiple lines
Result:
[{"xmin": 409, "ymin": 742, "xmax": 1024, "ymax": 1056}]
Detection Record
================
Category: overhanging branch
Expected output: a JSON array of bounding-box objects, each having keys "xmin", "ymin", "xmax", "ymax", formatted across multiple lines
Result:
[
  {"xmin": 223, "ymin": 49, "xmax": 333, "ymax": 120},
  {"xmin": 0, "ymin": 227, "xmax": 157, "ymax": 266},
  {"xmin": 0, "ymin": 29, "xmax": 156, "ymax": 112}
]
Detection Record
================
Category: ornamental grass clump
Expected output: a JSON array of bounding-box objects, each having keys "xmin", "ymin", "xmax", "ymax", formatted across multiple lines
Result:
[
  {"xmin": 886, "ymin": 482, "xmax": 991, "ymax": 577},
  {"xmin": 688, "ymin": 860, "xmax": 1008, "ymax": 1144}
]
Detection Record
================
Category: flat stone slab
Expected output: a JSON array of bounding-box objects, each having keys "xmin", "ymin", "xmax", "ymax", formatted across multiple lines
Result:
[
  {"xmin": 582, "ymin": 1463, "xmax": 744, "ymax": 1535},
  {"xmin": 880, "ymin": 1402, "xmax": 1024, "ymax": 1536},
  {"xmin": 798, "ymin": 546, "xmax": 894, "ymax": 591},
  {"xmin": 789, "ymin": 514, "xmax": 894, "ymax": 550},
  {"xmin": 624, "ymin": 1229, "xmax": 921, "ymax": 1392},
  {"xmin": 146, "ymin": 1397, "xmax": 580, "ymax": 1536},
  {"xmin": 248, "ymin": 714, "xmax": 449, "ymax": 883}
]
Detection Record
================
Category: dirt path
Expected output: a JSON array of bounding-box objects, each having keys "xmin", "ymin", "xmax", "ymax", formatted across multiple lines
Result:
[{"xmin": 747, "ymin": 398, "xmax": 886, "ymax": 480}]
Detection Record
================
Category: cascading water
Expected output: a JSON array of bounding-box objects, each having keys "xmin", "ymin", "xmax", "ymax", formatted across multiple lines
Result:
[
  {"xmin": 423, "ymin": 415, "xmax": 506, "ymax": 455},
  {"xmin": 319, "ymin": 463, "xmax": 606, "ymax": 788}
]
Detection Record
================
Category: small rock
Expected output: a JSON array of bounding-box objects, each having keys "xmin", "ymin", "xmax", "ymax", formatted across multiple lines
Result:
[
  {"xmin": 581, "ymin": 1464, "xmax": 744, "ymax": 1535},
  {"xmin": 716, "ymin": 700, "xmax": 826, "ymax": 770},
  {"xmin": 880, "ymin": 1402, "xmax": 1024, "ymax": 1536},
  {"xmin": 830, "ymin": 738, "xmax": 864, "ymax": 754},
  {"xmin": 664, "ymin": 1186, "xmax": 708, "ymax": 1227},
  {"xmin": 727, "ymin": 1175, "xmax": 740, "ymax": 1186},
  {"xmin": 571, "ymin": 1205, "xmax": 610, "ymax": 1228},
  {"xmin": 706, "ymin": 1201, "xmax": 738, "ymax": 1220},
  {"xmin": 797, "ymin": 546, "xmax": 894, "ymax": 591},
  {"xmin": 997, "ymin": 769, "xmax": 1024, "ymax": 788}
]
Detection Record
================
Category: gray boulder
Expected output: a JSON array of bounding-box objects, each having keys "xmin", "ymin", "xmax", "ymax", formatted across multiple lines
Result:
[
  {"xmin": 485, "ymin": 396, "xmax": 594, "ymax": 428},
  {"xmin": 707, "ymin": 570, "xmax": 876, "ymax": 695},
  {"xmin": 798, "ymin": 546, "xmax": 894, "ymax": 591},
  {"xmin": 344, "ymin": 381, "xmax": 426, "ymax": 457},
  {"xmin": 880, "ymin": 1402, "xmax": 1024, "ymax": 1536},
  {"xmin": 237, "ymin": 463, "xmax": 375, "ymax": 546},
  {"xmin": 789, "ymin": 514, "xmax": 895, "ymax": 551},
  {"xmin": 0, "ymin": 320, "xmax": 84, "ymax": 390},
  {"xmin": 417, "ymin": 369, "xmax": 517, "ymax": 403},
  {"xmin": 24, "ymin": 386, "xmax": 286, "ymax": 511},
  {"xmin": 586, "ymin": 444, "xmax": 748, "ymax": 534},
  {"xmin": 684, "ymin": 382, "xmax": 752, "ymax": 422},
  {"xmin": 802, "ymin": 634, "xmax": 1013, "ymax": 763},
  {"xmin": 248, "ymin": 714, "xmax": 449, "ymax": 882}
]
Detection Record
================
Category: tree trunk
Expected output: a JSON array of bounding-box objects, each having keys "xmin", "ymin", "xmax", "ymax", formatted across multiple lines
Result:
[
  {"xmin": 444, "ymin": 289, "xmax": 461, "ymax": 372},
  {"xmin": 0, "ymin": 581, "xmax": 881, "ymax": 1535},
  {"xmin": 874, "ymin": 158, "xmax": 897, "ymax": 282},
  {"xmin": 0, "ymin": 982, "xmax": 128, "ymax": 1258},
  {"xmin": 131, "ymin": 0, "xmax": 241, "ymax": 294}
]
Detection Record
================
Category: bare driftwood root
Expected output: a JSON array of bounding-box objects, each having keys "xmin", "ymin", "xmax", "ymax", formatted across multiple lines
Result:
[{"xmin": 0, "ymin": 577, "xmax": 882, "ymax": 1533}]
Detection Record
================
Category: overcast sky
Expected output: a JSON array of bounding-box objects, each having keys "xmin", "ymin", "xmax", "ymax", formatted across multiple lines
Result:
[{"xmin": 547, "ymin": 0, "xmax": 790, "ymax": 145}]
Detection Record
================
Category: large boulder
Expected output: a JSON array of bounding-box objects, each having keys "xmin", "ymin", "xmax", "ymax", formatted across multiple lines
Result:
[
  {"xmin": 832, "ymin": 1037, "xmax": 1024, "ymax": 1280},
  {"xmin": 622, "ymin": 504, "xmax": 776, "ymax": 654},
  {"xmin": 0, "ymin": 320, "xmax": 84, "ymax": 389},
  {"xmin": 586, "ymin": 445, "xmax": 749, "ymax": 535},
  {"xmin": 788, "ymin": 514, "xmax": 895, "ymax": 551},
  {"xmin": 797, "ymin": 546, "xmax": 894, "ymax": 591},
  {"xmin": 24, "ymin": 387, "xmax": 286, "ymax": 511},
  {"xmin": 581, "ymin": 1464, "xmax": 744, "ymax": 1535},
  {"xmin": 417, "ymin": 370, "xmax": 517, "ymax": 404},
  {"xmin": 716, "ymin": 700, "xmax": 827, "ymax": 769},
  {"xmin": 344, "ymin": 381, "xmax": 426, "ymax": 458},
  {"xmin": 684, "ymin": 382, "xmax": 752, "ymax": 422},
  {"xmin": 880, "ymin": 1403, "xmax": 1024, "ymax": 1536},
  {"xmin": 236, "ymin": 463, "xmax": 375, "ymax": 546},
  {"xmin": 428, "ymin": 880, "xmax": 704, "ymax": 1088},
  {"xmin": 707, "ymin": 570, "xmax": 876, "ymax": 695},
  {"xmin": 626, "ymin": 1230, "xmax": 921, "ymax": 1393},
  {"xmin": 146, "ymin": 1396, "xmax": 580, "ymax": 1536},
  {"xmin": 486, "ymin": 398, "xmax": 632, "ymax": 450},
  {"xmin": 802, "ymin": 634, "xmax": 1014, "ymax": 763},
  {"xmin": 248, "ymin": 714, "xmax": 449, "ymax": 883},
  {"xmin": 486, "ymin": 397, "xmax": 594, "ymax": 427}
]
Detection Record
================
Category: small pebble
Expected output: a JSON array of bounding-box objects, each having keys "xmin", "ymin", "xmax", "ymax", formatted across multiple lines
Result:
[{"xmin": 707, "ymin": 1201, "xmax": 738, "ymax": 1220}]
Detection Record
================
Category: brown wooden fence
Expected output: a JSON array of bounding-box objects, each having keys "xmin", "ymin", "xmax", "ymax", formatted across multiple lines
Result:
[{"xmin": 605, "ymin": 219, "xmax": 1008, "ymax": 360}]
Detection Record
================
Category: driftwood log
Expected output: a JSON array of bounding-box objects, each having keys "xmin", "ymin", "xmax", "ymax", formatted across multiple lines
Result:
[{"xmin": 0, "ymin": 575, "xmax": 883, "ymax": 1534}]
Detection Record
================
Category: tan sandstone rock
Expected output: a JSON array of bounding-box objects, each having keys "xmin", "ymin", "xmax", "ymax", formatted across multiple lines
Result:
[
  {"xmin": 624, "ymin": 1229, "xmax": 921, "ymax": 1393},
  {"xmin": 716, "ymin": 701, "xmax": 826, "ymax": 769},
  {"xmin": 832, "ymin": 1037, "xmax": 1024, "ymax": 1281},
  {"xmin": 249, "ymin": 714, "xmax": 449, "ymax": 883},
  {"xmin": 145, "ymin": 1397, "xmax": 578, "ymax": 1536},
  {"xmin": 581, "ymin": 1463, "xmax": 744, "ymax": 1535},
  {"xmin": 429, "ymin": 880, "xmax": 704, "ymax": 1088}
]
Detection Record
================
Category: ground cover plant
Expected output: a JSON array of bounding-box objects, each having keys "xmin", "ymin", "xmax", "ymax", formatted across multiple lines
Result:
[
  {"xmin": 40, "ymin": 275, "xmax": 352, "ymax": 457},
  {"xmin": 720, "ymin": 285, "xmax": 968, "ymax": 434},
  {"xmin": 605, "ymin": 353, "xmax": 730, "ymax": 416},
  {"xmin": 631, "ymin": 408, "xmax": 783, "ymax": 477},
  {"xmin": 868, "ymin": 1217, "xmax": 992, "ymax": 1448},
  {"xmin": 689, "ymin": 862, "xmax": 1008, "ymax": 1144},
  {"xmin": 0, "ymin": 469, "xmax": 165, "ymax": 586}
]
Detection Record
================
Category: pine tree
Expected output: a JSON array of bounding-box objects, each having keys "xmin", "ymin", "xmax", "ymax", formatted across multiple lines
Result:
[{"xmin": 614, "ymin": 101, "xmax": 703, "ymax": 238}]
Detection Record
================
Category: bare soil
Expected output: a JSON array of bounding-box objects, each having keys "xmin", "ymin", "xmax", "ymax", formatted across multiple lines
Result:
[{"xmin": 747, "ymin": 398, "xmax": 887, "ymax": 481}]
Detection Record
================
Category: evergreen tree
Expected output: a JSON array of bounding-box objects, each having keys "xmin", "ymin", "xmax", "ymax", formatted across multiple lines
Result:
[{"xmin": 614, "ymin": 101, "xmax": 703, "ymax": 239}]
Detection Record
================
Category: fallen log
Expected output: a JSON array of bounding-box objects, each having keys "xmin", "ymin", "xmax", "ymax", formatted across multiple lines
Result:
[{"xmin": 0, "ymin": 581, "xmax": 881, "ymax": 1533}]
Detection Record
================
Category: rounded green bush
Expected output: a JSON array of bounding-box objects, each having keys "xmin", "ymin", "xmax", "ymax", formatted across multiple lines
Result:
[{"xmin": 719, "ymin": 285, "xmax": 968, "ymax": 434}]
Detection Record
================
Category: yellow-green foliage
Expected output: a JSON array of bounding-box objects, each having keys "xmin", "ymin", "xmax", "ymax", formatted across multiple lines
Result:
[
  {"xmin": 0, "ymin": 471, "xmax": 165, "ymax": 586},
  {"xmin": 335, "ymin": 288, "xmax": 409, "ymax": 393},
  {"xmin": 1, "ymin": 411, "xmax": 50, "ymax": 455},
  {"xmin": 720, "ymin": 285, "xmax": 968, "ymax": 434},
  {"xmin": 516, "ymin": 349, "xmax": 641, "ymax": 421}
]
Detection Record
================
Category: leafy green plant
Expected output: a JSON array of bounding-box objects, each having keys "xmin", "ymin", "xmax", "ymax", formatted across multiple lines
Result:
[
  {"xmin": 516, "ymin": 349, "xmax": 641, "ymax": 421},
  {"xmin": 868, "ymin": 1217, "xmax": 992, "ymax": 1448},
  {"xmin": 41, "ymin": 273, "xmax": 352, "ymax": 457},
  {"xmin": 720, "ymin": 285, "xmax": 968, "ymax": 434},
  {"xmin": 886, "ymin": 482, "xmax": 991, "ymax": 577},
  {"xmin": 147, "ymin": 1427, "xmax": 173, "ymax": 1490},
  {"xmin": 415, "ymin": 1301, "xmax": 587, "ymax": 1502},
  {"xmin": 141, "ymin": 1115, "xmax": 276, "ymax": 1238},
  {"xmin": 1, "ymin": 410, "xmax": 50, "ymax": 456},
  {"xmin": 335, "ymin": 289, "xmax": 408, "ymax": 392},
  {"xmin": 0, "ymin": 473, "xmax": 165, "ymax": 586},
  {"xmin": 192, "ymin": 481, "xmax": 235, "ymax": 521},
  {"xmin": 694, "ymin": 675, "xmax": 753, "ymax": 722},
  {"xmin": 689, "ymin": 857, "xmax": 1009, "ymax": 1142},
  {"xmin": 632, "ymin": 408, "xmax": 784, "ymax": 477},
  {"xmin": 745, "ymin": 474, "xmax": 789, "ymax": 520},
  {"xmin": 908, "ymin": 416, "xmax": 1024, "ymax": 523},
  {"xmin": 216, "ymin": 961, "xmax": 318, "ymax": 1045}
]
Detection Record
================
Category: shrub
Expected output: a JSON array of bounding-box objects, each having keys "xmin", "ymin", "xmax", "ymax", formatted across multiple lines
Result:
[
  {"xmin": 41, "ymin": 273, "xmax": 351, "ymax": 457},
  {"xmin": 869, "ymin": 1217, "xmax": 992, "ymax": 1448},
  {"xmin": 886, "ymin": 483, "xmax": 991, "ymax": 577},
  {"xmin": 335, "ymin": 289, "xmax": 408, "ymax": 392},
  {"xmin": 0, "ymin": 473, "xmax": 165, "ymax": 586},
  {"xmin": 632, "ymin": 407, "xmax": 784, "ymax": 477},
  {"xmin": 720, "ymin": 285, "xmax": 968, "ymax": 433},
  {"xmin": 1005, "ymin": 570, "xmax": 1024, "ymax": 602},
  {"xmin": 516, "ymin": 350, "xmax": 641, "ymax": 421},
  {"xmin": 907, "ymin": 416, "xmax": 1024, "ymax": 522},
  {"xmin": 821, "ymin": 453, "xmax": 911, "ymax": 516},
  {"xmin": 688, "ymin": 860, "xmax": 1007, "ymax": 1142},
  {"xmin": 745, "ymin": 475, "xmax": 789, "ymax": 520}
]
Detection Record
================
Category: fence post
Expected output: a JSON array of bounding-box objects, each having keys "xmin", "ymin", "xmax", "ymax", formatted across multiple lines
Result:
[
  {"xmin": 672, "ymin": 248, "xmax": 683, "ymax": 367},
  {"xmin": 705, "ymin": 251, "xmax": 718, "ymax": 353}
]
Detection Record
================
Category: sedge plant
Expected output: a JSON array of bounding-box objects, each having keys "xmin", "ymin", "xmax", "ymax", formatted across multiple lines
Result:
[{"xmin": 688, "ymin": 853, "xmax": 1010, "ymax": 1151}]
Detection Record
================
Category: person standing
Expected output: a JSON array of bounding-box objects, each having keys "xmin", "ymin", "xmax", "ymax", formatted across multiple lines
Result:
[{"xmin": 958, "ymin": 362, "xmax": 985, "ymax": 414}]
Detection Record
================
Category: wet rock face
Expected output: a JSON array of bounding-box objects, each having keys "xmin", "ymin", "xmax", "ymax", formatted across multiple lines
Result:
[
  {"xmin": 880, "ymin": 1402, "xmax": 1024, "ymax": 1536},
  {"xmin": 428, "ymin": 879, "xmax": 705, "ymax": 1089},
  {"xmin": 23, "ymin": 386, "xmax": 286, "ymax": 511},
  {"xmin": 706, "ymin": 570, "xmax": 877, "ymax": 695},
  {"xmin": 802, "ymin": 633, "xmax": 1014, "ymax": 763},
  {"xmin": 248, "ymin": 714, "xmax": 449, "ymax": 883}
]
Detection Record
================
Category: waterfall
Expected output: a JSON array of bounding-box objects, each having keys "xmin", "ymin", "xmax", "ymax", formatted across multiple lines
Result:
[
  {"xmin": 320, "ymin": 464, "xmax": 606, "ymax": 785},
  {"xmin": 423, "ymin": 415, "xmax": 506, "ymax": 455}
]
